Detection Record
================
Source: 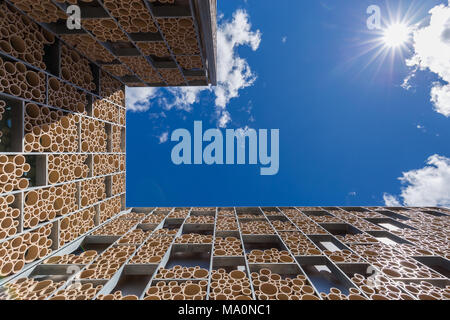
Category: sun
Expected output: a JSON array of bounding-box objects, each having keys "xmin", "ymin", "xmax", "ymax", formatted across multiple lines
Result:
[
  {"xmin": 350, "ymin": 2, "xmax": 428, "ymax": 77},
  {"xmin": 382, "ymin": 23, "xmax": 411, "ymax": 48}
]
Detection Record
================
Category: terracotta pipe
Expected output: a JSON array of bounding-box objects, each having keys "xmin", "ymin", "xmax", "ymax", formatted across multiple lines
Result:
[
  {"xmin": 349, "ymin": 287, "xmax": 361, "ymax": 295},
  {"xmin": 301, "ymin": 285, "xmax": 315, "ymax": 295},
  {"xmin": 0, "ymin": 262, "xmax": 13, "ymax": 276},
  {"xmin": 15, "ymin": 167, "xmax": 24, "ymax": 177},
  {"xmin": 18, "ymin": 178, "xmax": 29, "ymax": 190},
  {"xmin": 0, "ymin": 217, "xmax": 13, "ymax": 230},
  {"xmin": 22, "ymin": 244, "xmax": 39, "ymax": 263},
  {"xmin": 301, "ymin": 294, "xmax": 320, "ymax": 300},
  {"xmin": 2, "ymin": 162, "xmax": 15, "ymax": 174},
  {"xmin": 260, "ymin": 283, "xmax": 277, "ymax": 296},
  {"xmin": 0, "ymin": 248, "xmax": 8, "ymax": 259},
  {"xmin": 13, "ymin": 155, "xmax": 26, "ymax": 167},
  {"xmin": 48, "ymin": 171, "xmax": 59, "ymax": 184},
  {"xmin": 230, "ymin": 270, "xmax": 246, "ymax": 280},
  {"xmin": 371, "ymin": 294, "xmax": 390, "ymax": 300},
  {"xmin": 4, "ymin": 61, "xmax": 16, "ymax": 75},
  {"xmin": 12, "ymin": 260, "xmax": 25, "ymax": 273},
  {"xmin": 15, "ymin": 62, "xmax": 27, "ymax": 75},
  {"xmin": 44, "ymin": 256, "xmax": 61, "ymax": 264},
  {"xmin": 10, "ymin": 235, "xmax": 22, "ymax": 249},
  {"xmin": 48, "ymin": 78, "xmax": 60, "ymax": 91},
  {"xmin": 184, "ymin": 284, "xmax": 201, "ymax": 297},
  {"xmin": 0, "ymin": 40, "xmax": 12, "ymax": 54},
  {"xmin": 11, "ymin": 208, "xmax": 20, "ymax": 219},
  {"xmin": 25, "ymin": 71, "xmax": 40, "ymax": 87},
  {"xmin": 31, "ymin": 280, "xmax": 53, "ymax": 294},
  {"xmin": 0, "ymin": 174, "xmax": 8, "ymax": 184},
  {"xmin": 25, "ymin": 103, "xmax": 40, "ymax": 119}
]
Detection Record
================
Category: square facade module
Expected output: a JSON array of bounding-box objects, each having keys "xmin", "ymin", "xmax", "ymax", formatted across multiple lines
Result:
[
  {"xmin": 0, "ymin": 0, "xmax": 215, "ymax": 296},
  {"xmin": 0, "ymin": 206, "xmax": 449, "ymax": 300},
  {"xmin": 0, "ymin": 0, "xmax": 449, "ymax": 301}
]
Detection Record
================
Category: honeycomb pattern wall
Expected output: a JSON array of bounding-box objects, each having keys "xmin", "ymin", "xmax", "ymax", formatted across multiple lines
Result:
[
  {"xmin": 103, "ymin": 0, "xmax": 158, "ymax": 34},
  {"xmin": 60, "ymin": 34, "xmax": 115, "ymax": 63},
  {"xmin": 0, "ymin": 3, "xmax": 55, "ymax": 69},
  {"xmin": 4, "ymin": 0, "xmax": 214, "ymax": 88},
  {"xmin": 0, "ymin": 0, "xmax": 216, "ymax": 301},
  {"xmin": 0, "ymin": 2, "xmax": 126, "ymax": 281},
  {"xmin": 0, "ymin": 206, "xmax": 448, "ymax": 300}
]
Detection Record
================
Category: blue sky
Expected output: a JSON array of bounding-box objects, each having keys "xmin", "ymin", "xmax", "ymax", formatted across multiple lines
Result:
[{"xmin": 126, "ymin": 0, "xmax": 450, "ymax": 207}]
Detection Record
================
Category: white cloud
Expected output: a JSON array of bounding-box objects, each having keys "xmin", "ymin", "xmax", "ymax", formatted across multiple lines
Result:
[
  {"xmin": 212, "ymin": 9, "xmax": 261, "ymax": 113},
  {"xmin": 125, "ymin": 87, "xmax": 159, "ymax": 112},
  {"xmin": 405, "ymin": 2, "xmax": 450, "ymax": 117},
  {"xmin": 163, "ymin": 86, "xmax": 206, "ymax": 112},
  {"xmin": 384, "ymin": 154, "xmax": 450, "ymax": 207},
  {"xmin": 158, "ymin": 132, "xmax": 169, "ymax": 144},
  {"xmin": 431, "ymin": 82, "xmax": 450, "ymax": 116},
  {"xmin": 416, "ymin": 124, "xmax": 427, "ymax": 132},
  {"xmin": 217, "ymin": 110, "xmax": 231, "ymax": 128},
  {"xmin": 282, "ymin": 36, "xmax": 287, "ymax": 43},
  {"xmin": 124, "ymin": 10, "xmax": 261, "ymax": 128},
  {"xmin": 383, "ymin": 193, "xmax": 401, "ymax": 206},
  {"xmin": 401, "ymin": 69, "xmax": 416, "ymax": 90},
  {"xmin": 348, "ymin": 191, "xmax": 357, "ymax": 196}
]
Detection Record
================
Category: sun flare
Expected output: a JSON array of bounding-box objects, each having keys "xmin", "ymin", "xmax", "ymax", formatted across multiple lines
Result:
[{"xmin": 382, "ymin": 23, "xmax": 411, "ymax": 48}]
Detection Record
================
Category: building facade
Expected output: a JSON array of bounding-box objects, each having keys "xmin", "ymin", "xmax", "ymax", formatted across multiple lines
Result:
[{"xmin": 0, "ymin": 0, "xmax": 449, "ymax": 301}]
